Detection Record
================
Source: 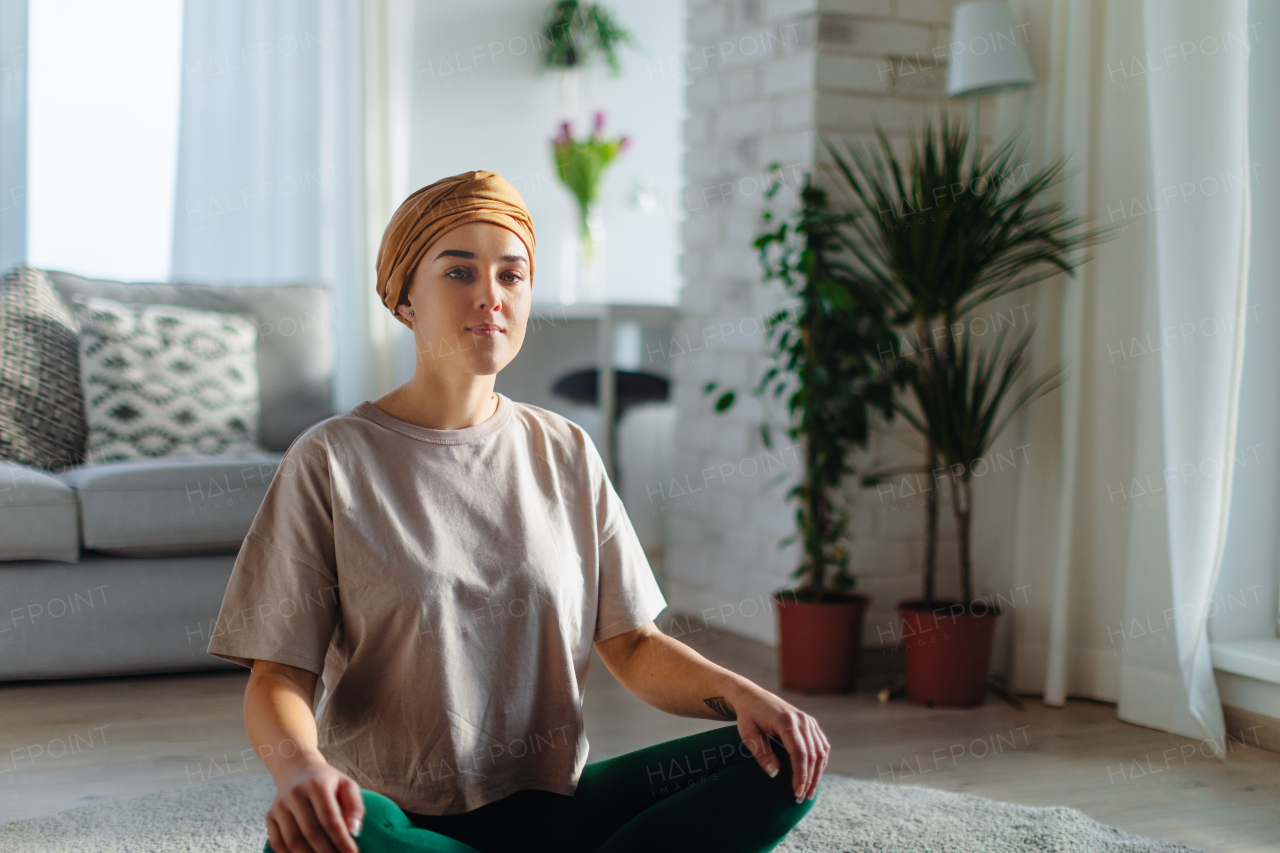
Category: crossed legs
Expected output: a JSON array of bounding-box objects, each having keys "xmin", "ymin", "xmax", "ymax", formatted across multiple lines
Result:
[
  {"xmin": 589, "ymin": 724, "xmax": 816, "ymax": 853},
  {"xmin": 327, "ymin": 725, "xmax": 817, "ymax": 853}
]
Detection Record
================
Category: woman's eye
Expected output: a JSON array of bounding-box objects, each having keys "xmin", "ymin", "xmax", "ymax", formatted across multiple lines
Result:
[{"xmin": 445, "ymin": 266, "xmax": 519, "ymax": 281}]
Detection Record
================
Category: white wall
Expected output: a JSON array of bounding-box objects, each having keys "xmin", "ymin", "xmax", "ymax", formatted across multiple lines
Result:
[{"xmin": 406, "ymin": 0, "xmax": 685, "ymax": 317}]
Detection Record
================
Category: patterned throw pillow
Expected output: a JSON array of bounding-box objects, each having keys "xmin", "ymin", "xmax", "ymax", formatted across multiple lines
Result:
[
  {"xmin": 0, "ymin": 265, "xmax": 89, "ymax": 471},
  {"xmin": 72, "ymin": 295, "xmax": 263, "ymax": 462}
]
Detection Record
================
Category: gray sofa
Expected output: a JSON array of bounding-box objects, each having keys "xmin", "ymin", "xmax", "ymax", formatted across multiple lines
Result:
[{"xmin": 0, "ymin": 271, "xmax": 335, "ymax": 680}]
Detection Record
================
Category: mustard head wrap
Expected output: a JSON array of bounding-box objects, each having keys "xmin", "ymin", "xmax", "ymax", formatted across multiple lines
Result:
[{"xmin": 375, "ymin": 170, "xmax": 536, "ymax": 329}]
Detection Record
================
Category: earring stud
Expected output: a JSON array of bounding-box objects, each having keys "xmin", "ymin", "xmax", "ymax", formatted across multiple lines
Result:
[{"xmin": 408, "ymin": 310, "xmax": 414, "ymax": 316}]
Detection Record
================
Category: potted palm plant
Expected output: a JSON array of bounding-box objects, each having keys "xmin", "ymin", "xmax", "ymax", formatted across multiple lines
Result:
[
  {"xmin": 825, "ymin": 114, "xmax": 1114, "ymax": 705},
  {"xmin": 893, "ymin": 328, "xmax": 1062, "ymax": 705},
  {"xmin": 708, "ymin": 175, "xmax": 896, "ymax": 694}
]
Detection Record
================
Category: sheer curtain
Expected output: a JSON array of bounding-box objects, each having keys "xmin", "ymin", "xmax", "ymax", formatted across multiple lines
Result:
[
  {"xmin": 1210, "ymin": 0, "xmax": 1280, "ymax": 647},
  {"xmin": 171, "ymin": 0, "xmax": 407, "ymax": 411},
  {"xmin": 0, "ymin": 0, "xmax": 26, "ymax": 271},
  {"xmin": 1001, "ymin": 0, "xmax": 1253, "ymax": 748},
  {"xmin": 1131, "ymin": 0, "xmax": 1250, "ymax": 748}
]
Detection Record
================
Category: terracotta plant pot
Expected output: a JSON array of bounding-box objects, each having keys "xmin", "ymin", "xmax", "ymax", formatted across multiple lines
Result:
[
  {"xmin": 895, "ymin": 600, "xmax": 1001, "ymax": 707},
  {"xmin": 774, "ymin": 591, "xmax": 870, "ymax": 694}
]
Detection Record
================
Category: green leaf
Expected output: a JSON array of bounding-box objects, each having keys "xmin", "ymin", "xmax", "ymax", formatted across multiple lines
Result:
[{"xmin": 714, "ymin": 391, "xmax": 736, "ymax": 412}]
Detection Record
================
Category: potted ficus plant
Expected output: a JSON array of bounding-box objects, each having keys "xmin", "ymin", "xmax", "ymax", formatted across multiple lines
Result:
[
  {"xmin": 826, "ymin": 114, "xmax": 1115, "ymax": 706},
  {"xmin": 707, "ymin": 173, "xmax": 896, "ymax": 694}
]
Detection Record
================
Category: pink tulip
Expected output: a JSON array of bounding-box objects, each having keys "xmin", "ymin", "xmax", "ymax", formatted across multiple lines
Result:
[
  {"xmin": 619, "ymin": 135, "xmax": 632, "ymax": 153},
  {"xmin": 555, "ymin": 121, "xmax": 572, "ymax": 145},
  {"xmin": 592, "ymin": 110, "xmax": 606, "ymax": 139}
]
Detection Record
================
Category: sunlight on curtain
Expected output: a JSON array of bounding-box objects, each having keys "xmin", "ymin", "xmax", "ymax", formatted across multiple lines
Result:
[
  {"xmin": 171, "ymin": 0, "xmax": 367, "ymax": 410},
  {"xmin": 1001, "ymin": 0, "xmax": 1255, "ymax": 747}
]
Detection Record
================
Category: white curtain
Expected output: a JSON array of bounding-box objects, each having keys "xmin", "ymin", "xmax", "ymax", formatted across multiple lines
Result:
[
  {"xmin": 1001, "ymin": 0, "xmax": 1252, "ymax": 747},
  {"xmin": 171, "ymin": 0, "xmax": 402, "ymax": 411},
  {"xmin": 1210, "ymin": 0, "xmax": 1280, "ymax": 646},
  {"xmin": 0, "ymin": 0, "xmax": 26, "ymax": 271},
  {"xmin": 362, "ymin": 0, "xmax": 415, "ymax": 392},
  {"xmin": 1138, "ymin": 0, "xmax": 1250, "ymax": 749}
]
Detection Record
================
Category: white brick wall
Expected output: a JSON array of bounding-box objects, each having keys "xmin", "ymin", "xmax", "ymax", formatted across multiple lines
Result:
[{"xmin": 668, "ymin": 0, "xmax": 1015, "ymax": 648}]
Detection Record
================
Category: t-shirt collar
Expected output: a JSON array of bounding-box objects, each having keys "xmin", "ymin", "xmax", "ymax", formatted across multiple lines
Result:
[{"xmin": 353, "ymin": 393, "xmax": 514, "ymax": 445}]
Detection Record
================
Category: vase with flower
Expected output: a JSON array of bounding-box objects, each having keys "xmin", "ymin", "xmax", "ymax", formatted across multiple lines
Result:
[{"xmin": 551, "ymin": 111, "xmax": 629, "ymax": 303}]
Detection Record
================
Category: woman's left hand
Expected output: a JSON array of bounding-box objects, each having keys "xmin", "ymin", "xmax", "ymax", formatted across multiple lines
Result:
[{"xmin": 728, "ymin": 684, "xmax": 829, "ymax": 803}]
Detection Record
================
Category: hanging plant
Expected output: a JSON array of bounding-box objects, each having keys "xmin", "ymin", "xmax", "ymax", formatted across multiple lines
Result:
[
  {"xmin": 541, "ymin": 0, "xmax": 635, "ymax": 75},
  {"xmin": 551, "ymin": 111, "xmax": 630, "ymax": 256}
]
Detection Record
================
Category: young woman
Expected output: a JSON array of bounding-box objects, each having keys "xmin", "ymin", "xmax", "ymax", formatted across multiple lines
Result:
[{"xmin": 208, "ymin": 171, "xmax": 827, "ymax": 853}]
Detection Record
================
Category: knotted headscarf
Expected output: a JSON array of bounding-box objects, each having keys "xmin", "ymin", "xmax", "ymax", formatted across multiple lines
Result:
[{"xmin": 375, "ymin": 170, "xmax": 536, "ymax": 328}]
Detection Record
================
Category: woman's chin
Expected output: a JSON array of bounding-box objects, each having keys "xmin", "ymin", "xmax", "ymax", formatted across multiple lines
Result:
[{"xmin": 455, "ymin": 352, "xmax": 516, "ymax": 378}]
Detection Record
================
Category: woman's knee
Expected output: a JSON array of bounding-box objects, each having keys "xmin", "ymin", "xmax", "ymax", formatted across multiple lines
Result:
[
  {"xmin": 738, "ymin": 738, "xmax": 821, "ymax": 815},
  {"xmin": 719, "ymin": 759, "xmax": 817, "ymax": 848}
]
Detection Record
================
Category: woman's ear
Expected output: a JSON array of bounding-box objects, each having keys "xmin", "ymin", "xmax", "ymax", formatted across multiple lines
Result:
[{"xmin": 398, "ymin": 263, "xmax": 422, "ymax": 321}]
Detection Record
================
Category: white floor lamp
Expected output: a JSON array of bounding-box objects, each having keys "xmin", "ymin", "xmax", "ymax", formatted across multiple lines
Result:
[{"xmin": 946, "ymin": 0, "xmax": 1035, "ymax": 148}]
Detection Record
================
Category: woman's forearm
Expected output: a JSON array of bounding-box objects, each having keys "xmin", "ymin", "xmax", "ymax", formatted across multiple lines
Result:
[
  {"xmin": 244, "ymin": 660, "xmax": 328, "ymax": 783},
  {"xmin": 604, "ymin": 626, "xmax": 765, "ymax": 720},
  {"xmin": 602, "ymin": 626, "xmax": 831, "ymax": 801}
]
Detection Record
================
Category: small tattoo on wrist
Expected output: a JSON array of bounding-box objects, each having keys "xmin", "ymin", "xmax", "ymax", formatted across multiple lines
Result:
[{"xmin": 703, "ymin": 696, "xmax": 735, "ymax": 719}]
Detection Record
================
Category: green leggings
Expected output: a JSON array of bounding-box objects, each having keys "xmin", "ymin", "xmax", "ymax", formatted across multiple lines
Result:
[{"xmin": 268, "ymin": 725, "xmax": 815, "ymax": 853}]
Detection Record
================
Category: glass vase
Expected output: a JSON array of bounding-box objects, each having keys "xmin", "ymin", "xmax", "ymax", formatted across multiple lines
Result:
[{"xmin": 577, "ymin": 201, "xmax": 606, "ymax": 304}]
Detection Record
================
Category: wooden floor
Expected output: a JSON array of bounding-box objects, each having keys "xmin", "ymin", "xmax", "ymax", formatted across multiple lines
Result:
[{"xmin": 1, "ymin": 618, "xmax": 1278, "ymax": 852}]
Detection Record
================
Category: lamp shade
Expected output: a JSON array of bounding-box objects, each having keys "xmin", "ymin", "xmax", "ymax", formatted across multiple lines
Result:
[{"xmin": 946, "ymin": 0, "xmax": 1034, "ymax": 98}]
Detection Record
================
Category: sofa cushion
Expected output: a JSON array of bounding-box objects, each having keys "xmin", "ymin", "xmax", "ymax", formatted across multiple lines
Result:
[
  {"xmin": 44, "ymin": 271, "xmax": 334, "ymax": 452},
  {"xmin": 0, "ymin": 266, "xmax": 89, "ymax": 470},
  {"xmin": 59, "ymin": 453, "xmax": 283, "ymax": 557},
  {"xmin": 71, "ymin": 295, "xmax": 262, "ymax": 462},
  {"xmin": 0, "ymin": 553, "xmax": 239, "ymax": 679},
  {"xmin": 0, "ymin": 462, "xmax": 80, "ymax": 562}
]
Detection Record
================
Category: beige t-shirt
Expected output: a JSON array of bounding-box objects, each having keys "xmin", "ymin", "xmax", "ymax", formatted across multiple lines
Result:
[{"xmin": 206, "ymin": 394, "xmax": 667, "ymax": 815}]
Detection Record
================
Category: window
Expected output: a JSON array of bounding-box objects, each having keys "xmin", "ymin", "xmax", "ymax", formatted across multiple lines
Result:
[{"xmin": 27, "ymin": 0, "xmax": 182, "ymax": 280}]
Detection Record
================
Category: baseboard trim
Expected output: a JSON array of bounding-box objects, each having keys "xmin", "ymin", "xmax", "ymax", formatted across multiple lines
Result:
[{"xmin": 1222, "ymin": 704, "xmax": 1280, "ymax": 755}]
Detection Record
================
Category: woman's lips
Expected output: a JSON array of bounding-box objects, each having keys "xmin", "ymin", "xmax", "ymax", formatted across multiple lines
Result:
[{"xmin": 468, "ymin": 324, "xmax": 504, "ymax": 337}]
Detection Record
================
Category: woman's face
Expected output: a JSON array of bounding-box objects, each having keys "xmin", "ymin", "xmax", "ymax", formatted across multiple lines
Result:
[{"xmin": 397, "ymin": 221, "xmax": 532, "ymax": 378}]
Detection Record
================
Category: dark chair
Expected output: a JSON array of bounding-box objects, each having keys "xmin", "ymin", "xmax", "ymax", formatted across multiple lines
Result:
[{"xmin": 551, "ymin": 369, "xmax": 670, "ymax": 486}]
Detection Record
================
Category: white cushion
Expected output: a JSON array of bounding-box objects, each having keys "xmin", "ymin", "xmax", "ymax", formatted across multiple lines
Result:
[
  {"xmin": 60, "ymin": 453, "xmax": 283, "ymax": 556},
  {"xmin": 0, "ymin": 462, "xmax": 80, "ymax": 563},
  {"xmin": 45, "ymin": 271, "xmax": 335, "ymax": 453},
  {"xmin": 71, "ymin": 295, "xmax": 263, "ymax": 462}
]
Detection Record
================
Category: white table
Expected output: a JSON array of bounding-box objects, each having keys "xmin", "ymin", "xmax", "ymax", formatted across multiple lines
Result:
[{"xmin": 526, "ymin": 301, "xmax": 679, "ymax": 481}]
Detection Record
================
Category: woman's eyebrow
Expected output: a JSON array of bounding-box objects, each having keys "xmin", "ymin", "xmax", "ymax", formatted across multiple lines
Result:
[{"xmin": 434, "ymin": 249, "xmax": 526, "ymax": 264}]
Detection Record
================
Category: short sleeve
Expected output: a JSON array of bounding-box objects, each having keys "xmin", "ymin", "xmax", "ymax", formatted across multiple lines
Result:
[
  {"xmin": 590, "ymin": 442, "xmax": 668, "ymax": 643},
  {"xmin": 206, "ymin": 428, "xmax": 340, "ymax": 674}
]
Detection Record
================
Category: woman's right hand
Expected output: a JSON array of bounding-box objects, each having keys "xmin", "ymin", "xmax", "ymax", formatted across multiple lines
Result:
[{"xmin": 266, "ymin": 752, "xmax": 365, "ymax": 853}]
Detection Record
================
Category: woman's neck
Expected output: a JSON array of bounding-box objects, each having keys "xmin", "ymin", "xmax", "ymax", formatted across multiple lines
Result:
[{"xmin": 373, "ymin": 376, "xmax": 496, "ymax": 432}]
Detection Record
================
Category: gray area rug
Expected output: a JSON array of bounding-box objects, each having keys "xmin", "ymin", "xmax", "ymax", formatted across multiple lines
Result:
[{"xmin": 0, "ymin": 774, "xmax": 1202, "ymax": 852}]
